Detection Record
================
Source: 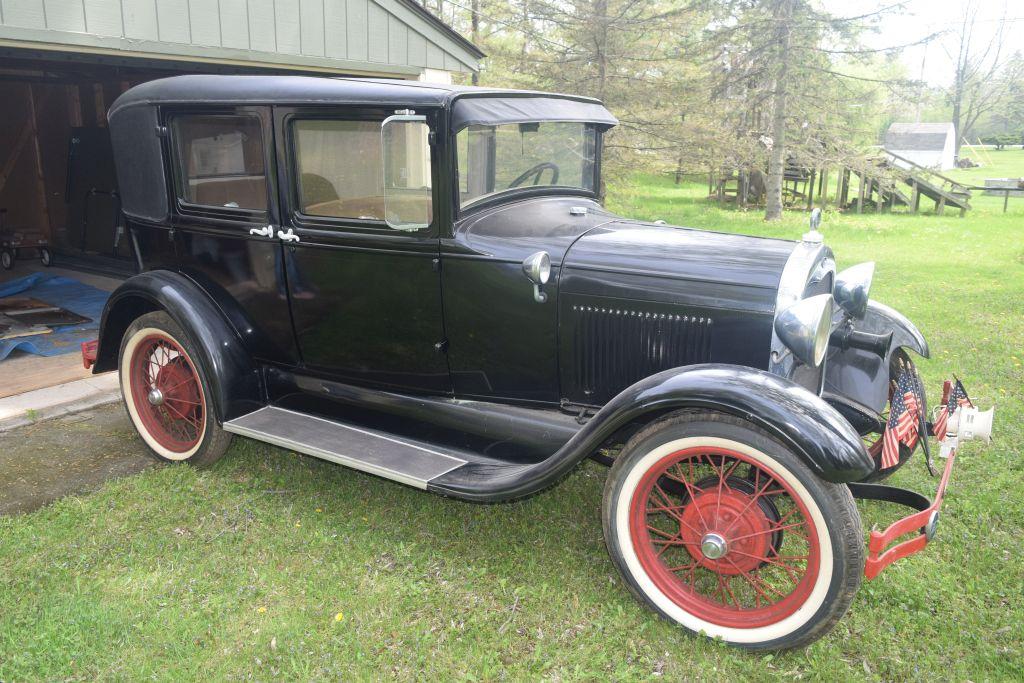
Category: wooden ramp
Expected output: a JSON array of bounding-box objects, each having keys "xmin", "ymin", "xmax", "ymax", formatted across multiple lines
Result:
[{"xmin": 837, "ymin": 151, "xmax": 972, "ymax": 216}]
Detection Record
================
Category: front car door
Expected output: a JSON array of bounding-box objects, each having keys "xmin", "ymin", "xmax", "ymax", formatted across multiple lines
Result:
[{"xmin": 273, "ymin": 106, "xmax": 450, "ymax": 394}]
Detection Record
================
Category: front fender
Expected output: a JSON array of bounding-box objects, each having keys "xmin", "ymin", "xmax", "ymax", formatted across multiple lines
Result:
[
  {"xmin": 862, "ymin": 300, "xmax": 929, "ymax": 358},
  {"xmin": 93, "ymin": 270, "xmax": 262, "ymax": 421},
  {"xmin": 429, "ymin": 364, "xmax": 874, "ymax": 502},
  {"xmin": 823, "ymin": 299, "xmax": 930, "ymax": 417}
]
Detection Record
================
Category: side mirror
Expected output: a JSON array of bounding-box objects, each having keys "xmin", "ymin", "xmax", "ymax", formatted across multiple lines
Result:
[{"xmin": 522, "ymin": 251, "xmax": 551, "ymax": 303}]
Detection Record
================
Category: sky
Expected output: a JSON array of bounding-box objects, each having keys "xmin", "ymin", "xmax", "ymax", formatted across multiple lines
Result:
[{"xmin": 822, "ymin": 0, "xmax": 1023, "ymax": 86}]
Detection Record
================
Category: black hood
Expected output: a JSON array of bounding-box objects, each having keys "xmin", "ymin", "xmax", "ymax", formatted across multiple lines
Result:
[{"xmin": 561, "ymin": 219, "xmax": 796, "ymax": 314}]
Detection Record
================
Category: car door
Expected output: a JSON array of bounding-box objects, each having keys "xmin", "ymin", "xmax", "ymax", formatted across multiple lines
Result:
[
  {"xmin": 273, "ymin": 106, "xmax": 450, "ymax": 394},
  {"xmin": 166, "ymin": 106, "xmax": 298, "ymax": 365}
]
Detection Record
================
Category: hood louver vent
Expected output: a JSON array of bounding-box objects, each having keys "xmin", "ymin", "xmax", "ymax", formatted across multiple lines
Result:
[{"xmin": 572, "ymin": 305, "xmax": 712, "ymax": 403}]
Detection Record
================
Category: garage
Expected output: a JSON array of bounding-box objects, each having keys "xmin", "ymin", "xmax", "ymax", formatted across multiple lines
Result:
[{"xmin": 0, "ymin": 0, "xmax": 481, "ymax": 408}]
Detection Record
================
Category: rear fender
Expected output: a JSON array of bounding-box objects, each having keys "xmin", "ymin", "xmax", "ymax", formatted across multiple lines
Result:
[{"xmin": 93, "ymin": 270, "xmax": 262, "ymax": 421}]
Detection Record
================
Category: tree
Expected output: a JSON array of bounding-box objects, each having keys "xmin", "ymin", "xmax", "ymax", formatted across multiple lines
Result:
[{"xmin": 947, "ymin": 1, "xmax": 1018, "ymax": 157}]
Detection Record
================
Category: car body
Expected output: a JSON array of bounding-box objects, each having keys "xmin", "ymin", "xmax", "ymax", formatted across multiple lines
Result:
[{"xmin": 93, "ymin": 75, "xmax": 991, "ymax": 650}]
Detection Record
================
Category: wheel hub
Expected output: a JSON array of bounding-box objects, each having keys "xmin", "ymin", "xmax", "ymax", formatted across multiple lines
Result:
[
  {"xmin": 678, "ymin": 477, "xmax": 778, "ymax": 575},
  {"xmin": 147, "ymin": 388, "xmax": 164, "ymax": 406},
  {"xmin": 700, "ymin": 532, "xmax": 728, "ymax": 560}
]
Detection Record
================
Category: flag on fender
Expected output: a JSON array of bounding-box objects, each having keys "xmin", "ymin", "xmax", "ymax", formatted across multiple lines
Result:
[{"xmin": 881, "ymin": 369, "xmax": 921, "ymax": 469}]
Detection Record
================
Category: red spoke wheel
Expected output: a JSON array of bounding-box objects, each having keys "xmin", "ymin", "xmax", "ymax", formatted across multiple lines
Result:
[
  {"xmin": 603, "ymin": 412, "xmax": 863, "ymax": 651},
  {"xmin": 119, "ymin": 311, "xmax": 231, "ymax": 465}
]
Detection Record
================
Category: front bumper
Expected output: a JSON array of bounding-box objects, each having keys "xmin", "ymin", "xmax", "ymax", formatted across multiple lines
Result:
[{"xmin": 849, "ymin": 379, "xmax": 993, "ymax": 579}]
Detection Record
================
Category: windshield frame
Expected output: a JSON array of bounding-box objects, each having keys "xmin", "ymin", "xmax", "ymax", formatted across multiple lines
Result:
[{"xmin": 450, "ymin": 119, "xmax": 604, "ymax": 219}]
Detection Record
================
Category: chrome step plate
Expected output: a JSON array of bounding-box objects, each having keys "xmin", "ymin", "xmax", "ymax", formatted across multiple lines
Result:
[{"xmin": 223, "ymin": 407, "xmax": 467, "ymax": 489}]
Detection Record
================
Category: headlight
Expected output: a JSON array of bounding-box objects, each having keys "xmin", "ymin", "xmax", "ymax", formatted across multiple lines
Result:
[
  {"xmin": 774, "ymin": 294, "xmax": 833, "ymax": 367},
  {"xmin": 834, "ymin": 262, "xmax": 874, "ymax": 319}
]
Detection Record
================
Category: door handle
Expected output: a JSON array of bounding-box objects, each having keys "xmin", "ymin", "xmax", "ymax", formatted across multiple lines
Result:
[
  {"xmin": 249, "ymin": 225, "xmax": 274, "ymax": 237},
  {"xmin": 277, "ymin": 228, "xmax": 300, "ymax": 243}
]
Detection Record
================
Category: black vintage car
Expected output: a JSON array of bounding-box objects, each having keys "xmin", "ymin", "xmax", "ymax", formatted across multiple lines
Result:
[{"xmin": 92, "ymin": 75, "xmax": 992, "ymax": 650}]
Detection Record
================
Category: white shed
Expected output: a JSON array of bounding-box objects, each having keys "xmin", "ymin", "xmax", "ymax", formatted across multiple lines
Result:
[{"xmin": 883, "ymin": 122, "xmax": 957, "ymax": 171}]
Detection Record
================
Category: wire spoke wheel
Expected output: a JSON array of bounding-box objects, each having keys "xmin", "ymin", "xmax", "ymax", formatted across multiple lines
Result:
[
  {"xmin": 628, "ymin": 446, "xmax": 820, "ymax": 629},
  {"xmin": 128, "ymin": 334, "xmax": 205, "ymax": 454}
]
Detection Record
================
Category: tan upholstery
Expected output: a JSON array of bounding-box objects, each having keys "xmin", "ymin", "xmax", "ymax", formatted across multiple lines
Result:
[{"xmin": 190, "ymin": 176, "xmax": 267, "ymax": 210}]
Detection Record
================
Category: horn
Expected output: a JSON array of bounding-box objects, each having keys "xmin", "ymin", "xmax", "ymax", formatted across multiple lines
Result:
[{"xmin": 947, "ymin": 406, "xmax": 994, "ymax": 443}]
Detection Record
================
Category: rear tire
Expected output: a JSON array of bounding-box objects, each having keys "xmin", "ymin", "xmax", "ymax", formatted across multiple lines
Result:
[
  {"xmin": 1, "ymin": 249, "xmax": 12, "ymax": 270},
  {"xmin": 119, "ymin": 311, "xmax": 232, "ymax": 466},
  {"xmin": 602, "ymin": 411, "xmax": 863, "ymax": 650}
]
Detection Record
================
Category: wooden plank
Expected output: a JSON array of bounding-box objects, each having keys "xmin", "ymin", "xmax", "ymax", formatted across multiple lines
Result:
[
  {"xmin": 387, "ymin": 13, "xmax": 407, "ymax": 64},
  {"xmin": 911, "ymin": 181, "xmax": 920, "ymax": 213},
  {"xmin": 220, "ymin": 0, "xmax": 251, "ymax": 49},
  {"xmin": 122, "ymin": 0, "xmax": 159, "ymax": 40},
  {"xmin": 366, "ymin": 1, "xmax": 388, "ymax": 62},
  {"xmin": 3, "ymin": 0, "xmax": 46, "ymax": 29},
  {"xmin": 857, "ymin": 173, "xmax": 865, "ymax": 214},
  {"xmin": 156, "ymin": 0, "xmax": 191, "ymax": 42},
  {"xmin": 247, "ymin": 0, "xmax": 276, "ymax": 51},
  {"xmin": 83, "ymin": 0, "xmax": 124, "ymax": 36},
  {"xmin": 346, "ymin": 0, "xmax": 368, "ymax": 61},
  {"xmin": 937, "ymin": 195, "xmax": 946, "ymax": 215},
  {"xmin": 323, "ymin": 0, "xmax": 347, "ymax": 58},
  {"xmin": 0, "ymin": 120, "xmax": 35, "ymax": 195},
  {"xmin": 188, "ymin": 0, "xmax": 221, "ymax": 47},
  {"xmin": 406, "ymin": 28, "xmax": 426, "ymax": 67},
  {"xmin": 0, "ymin": 352, "xmax": 96, "ymax": 399},
  {"xmin": 92, "ymin": 82, "xmax": 105, "ymax": 127},
  {"xmin": 426, "ymin": 41, "xmax": 444, "ymax": 69},
  {"xmin": 299, "ymin": 0, "xmax": 325, "ymax": 56},
  {"xmin": 43, "ymin": 0, "xmax": 87, "ymax": 32},
  {"xmin": 273, "ymin": 0, "xmax": 301, "ymax": 53},
  {"xmin": 26, "ymin": 84, "xmax": 51, "ymax": 236}
]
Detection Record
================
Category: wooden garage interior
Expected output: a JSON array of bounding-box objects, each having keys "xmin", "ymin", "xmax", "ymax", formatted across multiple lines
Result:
[{"xmin": 0, "ymin": 51, "xmax": 330, "ymax": 275}]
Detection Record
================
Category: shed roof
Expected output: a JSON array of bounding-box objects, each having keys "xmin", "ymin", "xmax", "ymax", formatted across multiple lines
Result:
[
  {"xmin": 884, "ymin": 122, "xmax": 954, "ymax": 151},
  {"xmin": 0, "ymin": 0, "xmax": 483, "ymax": 76}
]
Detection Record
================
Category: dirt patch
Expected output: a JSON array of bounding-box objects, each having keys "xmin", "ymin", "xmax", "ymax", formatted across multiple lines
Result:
[{"xmin": 0, "ymin": 403, "xmax": 152, "ymax": 515}]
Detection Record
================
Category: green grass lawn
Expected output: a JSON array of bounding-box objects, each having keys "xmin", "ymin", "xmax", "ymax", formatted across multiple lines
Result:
[{"xmin": 2, "ymin": 158, "xmax": 1023, "ymax": 680}]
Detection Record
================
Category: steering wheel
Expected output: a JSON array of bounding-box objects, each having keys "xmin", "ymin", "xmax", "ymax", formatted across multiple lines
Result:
[{"xmin": 508, "ymin": 162, "xmax": 560, "ymax": 188}]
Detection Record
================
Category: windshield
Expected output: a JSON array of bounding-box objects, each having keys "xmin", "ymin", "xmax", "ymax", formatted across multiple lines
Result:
[{"xmin": 456, "ymin": 121, "xmax": 597, "ymax": 208}]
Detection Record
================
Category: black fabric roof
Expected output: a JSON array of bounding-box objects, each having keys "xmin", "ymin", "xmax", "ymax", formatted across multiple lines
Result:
[{"xmin": 109, "ymin": 75, "xmax": 609, "ymax": 118}]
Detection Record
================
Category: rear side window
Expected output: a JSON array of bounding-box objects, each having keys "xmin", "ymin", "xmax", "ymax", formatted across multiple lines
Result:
[{"xmin": 171, "ymin": 114, "xmax": 267, "ymax": 211}]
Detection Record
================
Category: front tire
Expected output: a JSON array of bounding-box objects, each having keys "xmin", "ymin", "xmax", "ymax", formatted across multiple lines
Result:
[
  {"xmin": 602, "ymin": 411, "xmax": 863, "ymax": 651},
  {"xmin": 119, "ymin": 311, "xmax": 232, "ymax": 466}
]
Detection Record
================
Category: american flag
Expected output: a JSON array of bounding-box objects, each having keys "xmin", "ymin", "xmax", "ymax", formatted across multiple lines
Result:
[
  {"xmin": 881, "ymin": 369, "xmax": 921, "ymax": 469},
  {"xmin": 932, "ymin": 379, "xmax": 973, "ymax": 441}
]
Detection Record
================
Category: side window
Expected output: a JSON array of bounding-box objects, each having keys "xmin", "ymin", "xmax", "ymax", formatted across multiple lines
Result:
[
  {"xmin": 292, "ymin": 117, "xmax": 433, "ymax": 229},
  {"xmin": 171, "ymin": 114, "xmax": 267, "ymax": 211}
]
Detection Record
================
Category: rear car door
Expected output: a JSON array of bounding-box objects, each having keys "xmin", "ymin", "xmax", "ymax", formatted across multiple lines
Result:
[
  {"xmin": 166, "ymin": 106, "xmax": 298, "ymax": 365},
  {"xmin": 273, "ymin": 106, "xmax": 450, "ymax": 394}
]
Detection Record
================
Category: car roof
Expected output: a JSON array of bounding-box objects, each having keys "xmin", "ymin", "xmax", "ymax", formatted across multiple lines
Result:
[{"xmin": 109, "ymin": 74, "xmax": 604, "ymax": 117}]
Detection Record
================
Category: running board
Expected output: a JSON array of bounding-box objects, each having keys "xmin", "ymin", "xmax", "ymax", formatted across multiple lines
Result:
[{"xmin": 223, "ymin": 406, "xmax": 468, "ymax": 489}]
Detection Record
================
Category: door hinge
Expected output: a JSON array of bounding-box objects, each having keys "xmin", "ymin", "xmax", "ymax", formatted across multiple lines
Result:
[
  {"xmin": 431, "ymin": 257, "xmax": 440, "ymax": 272},
  {"xmin": 428, "ymin": 131, "xmax": 437, "ymax": 145},
  {"xmin": 155, "ymin": 125, "xmax": 169, "ymax": 138},
  {"xmin": 434, "ymin": 339, "xmax": 449, "ymax": 354}
]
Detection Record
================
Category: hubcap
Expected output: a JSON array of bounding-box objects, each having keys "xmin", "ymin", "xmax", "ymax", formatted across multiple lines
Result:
[
  {"xmin": 700, "ymin": 532, "xmax": 728, "ymax": 560},
  {"xmin": 147, "ymin": 388, "xmax": 164, "ymax": 406}
]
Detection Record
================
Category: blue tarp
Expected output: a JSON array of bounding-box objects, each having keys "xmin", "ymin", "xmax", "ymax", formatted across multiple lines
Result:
[{"xmin": 0, "ymin": 273, "xmax": 111, "ymax": 360}]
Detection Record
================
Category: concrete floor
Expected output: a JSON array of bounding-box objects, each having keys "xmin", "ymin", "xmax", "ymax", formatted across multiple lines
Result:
[{"xmin": 0, "ymin": 402, "xmax": 149, "ymax": 515}]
